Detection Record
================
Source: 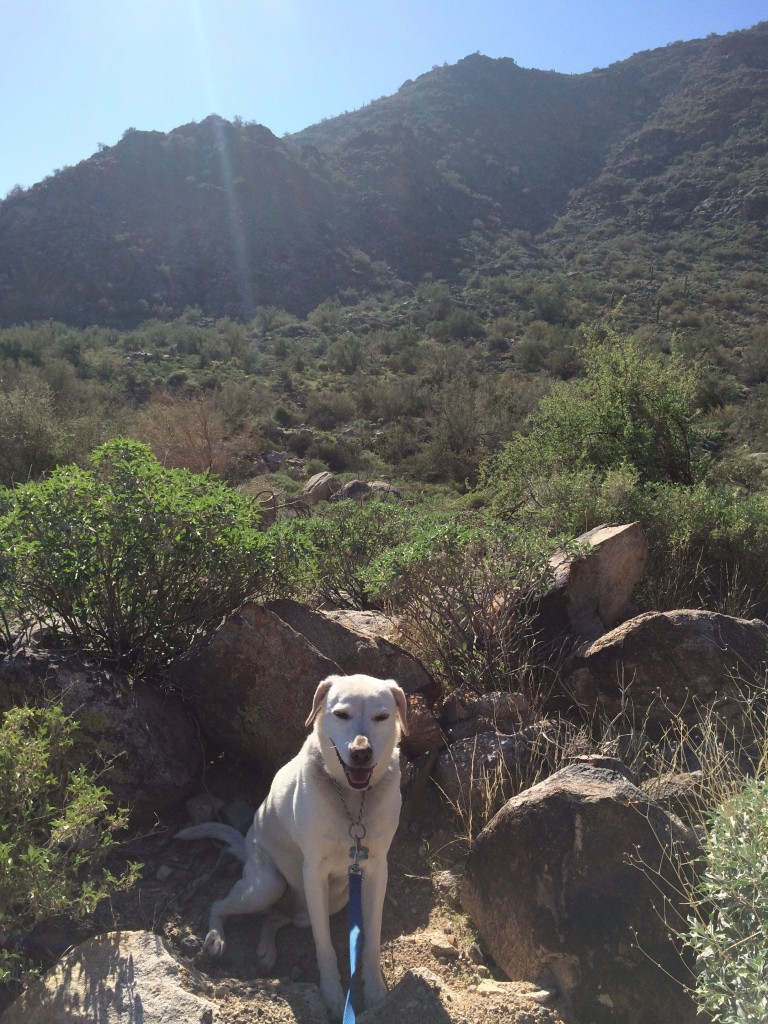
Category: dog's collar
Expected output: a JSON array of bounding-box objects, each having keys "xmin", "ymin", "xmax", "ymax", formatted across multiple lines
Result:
[{"xmin": 331, "ymin": 741, "xmax": 376, "ymax": 791}]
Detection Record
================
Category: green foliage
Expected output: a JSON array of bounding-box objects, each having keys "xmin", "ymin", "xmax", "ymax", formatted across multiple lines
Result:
[
  {"xmin": 482, "ymin": 462, "xmax": 768, "ymax": 618},
  {"xmin": 284, "ymin": 499, "xmax": 419, "ymax": 608},
  {"xmin": 0, "ymin": 438, "xmax": 289, "ymax": 675},
  {"xmin": 364, "ymin": 518, "xmax": 562, "ymax": 694},
  {"xmin": 0, "ymin": 703, "xmax": 139, "ymax": 987},
  {"xmin": 686, "ymin": 778, "xmax": 768, "ymax": 1023},
  {"xmin": 485, "ymin": 323, "xmax": 699, "ymax": 515},
  {"xmin": 0, "ymin": 378, "xmax": 71, "ymax": 486}
]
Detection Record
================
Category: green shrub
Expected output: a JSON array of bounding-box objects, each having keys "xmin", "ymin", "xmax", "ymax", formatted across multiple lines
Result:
[
  {"xmin": 0, "ymin": 438, "xmax": 292, "ymax": 675},
  {"xmin": 686, "ymin": 777, "xmax": 768, "ymax": 1023},
  {"xmin": 285, "ymin": 499, "xmax": 418, "ymax": 608},
  {"xmin": 0, "ymin": 703, "xmax": 139, "ymax": 988},
  {"xmin": 484, "ymin": 321, "xmax": 700, "ymax": 517},
  {"xmin": 364, "ymin": 518, "xmax": 563, "ymax": 694},
  {"xmin": 486, "ymin": 465, "xmax": 768, "ymax": 618}
]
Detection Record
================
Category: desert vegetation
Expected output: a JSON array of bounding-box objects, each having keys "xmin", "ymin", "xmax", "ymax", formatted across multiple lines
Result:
[
  {"xmin": 1, "ymin": 21, "xmax": 768, "ymax": 1018},
  {"xmin": 2, "ymin": 315, "xmax": 768, "ymax": 1014}
]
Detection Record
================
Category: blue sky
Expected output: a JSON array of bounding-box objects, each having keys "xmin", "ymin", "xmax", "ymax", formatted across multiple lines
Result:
[{"xmin": 2, "ymin": 0, "xmax": 767, "ymax": 198}]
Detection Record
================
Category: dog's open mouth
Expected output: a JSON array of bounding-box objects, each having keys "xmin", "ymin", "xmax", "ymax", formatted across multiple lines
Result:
[
  {"xmin": 333, "ymin": 744, "xmax": 375, "ymax": 789},
  {"xmin": 343, "ymin": 764, "xmax": 374, "ymax": 789}
]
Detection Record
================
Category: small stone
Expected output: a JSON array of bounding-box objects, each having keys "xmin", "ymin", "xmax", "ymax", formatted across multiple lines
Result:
[
  {"xmin": 155, "ymin": 864, "xmax": 173, "ymax": 882},
  {"xmin": 185, "ymin": 793, "xmax": 225, "ymax": 824},
  {"xmin": 223, "ymin": 798, "xmax": 255, "ymax": 832},
  {"xmin": 468, "ymin": 942, "xmax": 485, "ymax": 965},
  {"xmin": 527, "ymin": 988, "xmax": 554, "ymax": 1005},
  {"xmin": 430, "ymin": 937, "xmax": 459, "ymax": 959}
]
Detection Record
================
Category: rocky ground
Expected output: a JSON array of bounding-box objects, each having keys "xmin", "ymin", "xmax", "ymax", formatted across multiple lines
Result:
[{"xmin": 28, "ymin": 756, "xmax": 571, "ymax": 1024}]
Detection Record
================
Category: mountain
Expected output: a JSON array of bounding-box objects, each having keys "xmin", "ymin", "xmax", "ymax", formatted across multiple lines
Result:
[{"xmin": 0, "ymin": 23, "xmax": 767, "ymax": 328}]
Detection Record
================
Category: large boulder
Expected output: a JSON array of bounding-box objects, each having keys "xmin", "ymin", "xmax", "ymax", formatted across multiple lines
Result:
[
  {"xmin": 561, "ymin": 609, "xmax": 768, "ymax": 731},
  {"xmin": 172, "ymin": 602, "xmax": 339, "ymax": 777},
  {"xmin": 462, "ymin": 761, "xmax": 701, "ymax": 1024},
  {"xmin": 300, "ymin": 470, "xmax": 340, "ymax": 506},
  {"xmin": 0, "ymin": 930, "xmax": 216, "ymax": 1024},
  {"xmin": 537, "ymin": 522, "xmax": 648, "ymax": 644},
  {"xmin": 174, "ymin": 600, "xmax": 439, "ymax": 780},
  {"xmin": 266, "ymin": 599, "xmax": 439, "ymax": 702},
  {"xmin": 0, "ymin": 652, "xmax": 200, "ymax": 820}
]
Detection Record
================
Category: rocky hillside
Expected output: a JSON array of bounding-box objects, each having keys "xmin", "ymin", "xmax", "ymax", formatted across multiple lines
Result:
[{"xmin": 0, "ymin": 22, "xmax": 766, "ymax": 327}]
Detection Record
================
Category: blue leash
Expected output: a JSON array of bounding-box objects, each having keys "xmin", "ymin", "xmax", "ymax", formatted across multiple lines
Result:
[
  {"xmin": 343, "ymin": 828, "xmax": 368, "ymax": 1024},
  {"xmin": 343, "ymin": 867, "xmax": 363, "ymax": 1024}
]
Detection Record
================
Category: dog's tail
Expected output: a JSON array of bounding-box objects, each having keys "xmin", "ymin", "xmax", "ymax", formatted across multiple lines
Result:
[{"xmin": 175, "ymin": 823, "xmax": 247, "ymax": 862}]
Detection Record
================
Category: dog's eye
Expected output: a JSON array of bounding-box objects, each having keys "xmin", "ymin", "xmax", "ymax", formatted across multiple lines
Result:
[
  {"xmin": 373, "ymin": 713, "xmax": 390, "ymax": 722},
  {"xmin": 333, "ymin": 710, "xmax": 352, "ymax": 720}
]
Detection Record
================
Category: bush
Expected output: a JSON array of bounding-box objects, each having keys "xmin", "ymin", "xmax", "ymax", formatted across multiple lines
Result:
[
  {"xmin": 484, "ymin": 464, "xmax": 768, "ymax": 618},
  {"xmin": 284, "ymin": 499, "xmax": 418, "ymax": 608},
  {"xmin": 484, "ymin": 321, "xmax": 700, "ymax": 517},
  {"xmin": 364, "ymin": 518, "xmax": 563, "ymax": 694},
  {"xmin": 0, "ymin": 438, "xmax": 291, "ymax": 675},
  {"xmin": 686, "ymin": 777, "xmax": 768, "ymax": 1023},
  {"xmin": 0, "ymin": 703, "xmax": 139, "ymax": 988}
]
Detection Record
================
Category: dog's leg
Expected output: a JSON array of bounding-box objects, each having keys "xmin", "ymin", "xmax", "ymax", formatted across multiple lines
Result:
[
  {"xmin": 254, "ymin": 908, "xmax": 293, "ymax": 970},
  {"xmin": 204, "ymin": 858, "xmax": 286, "ymax": 957},
  {"xmin": 360, "ymin": 859, "xmax": 389, "ymax": 1007},
  {"xmin": 303, "ymin": 862, "xmax": 345, "ymax": 1019}
]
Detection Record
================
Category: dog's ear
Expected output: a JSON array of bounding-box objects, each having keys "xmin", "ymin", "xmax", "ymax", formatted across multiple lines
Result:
[
  {"xmin": 305, "ymin": 678, "xmax": 335, "ymax": 728},
  {"xmin": 389, "ymin": 682, "xmax": 409, "ymax": 736}
]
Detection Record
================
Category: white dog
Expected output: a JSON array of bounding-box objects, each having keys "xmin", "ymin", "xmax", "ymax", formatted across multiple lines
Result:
[{"xmin": 176, "ymin": 673, "xmax": 408, "ymax": 1018}]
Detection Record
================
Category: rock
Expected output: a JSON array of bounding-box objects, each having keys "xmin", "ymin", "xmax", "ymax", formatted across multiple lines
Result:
[
  {"xmin": 357, "ymin": 968, "xmax": 446, "ymax": 1024},
  {"xmin": 266, "ymin": 599, "xmax": 439, "ymax": 702},
  {"xmin": 429, "ymin": 933, "xmax": 459, "ymax": 959},
  {"xmin": 569, "ymin": 753, "xmax": 634, "ymax": 782},
  {"xmin": 175, "ymin": 598, "xmax": 436, "ymax": 779},
  {"xmin": 222, "ymin": 797, "xmax": 256, "ymax": 832},
  {"xmin": 537, "ymin": 522, "xmax": 648, "ymax": 643},
  {"xmin": 322, "ymin": 608, "xmax": 398, "ymax": 640},
  {"xmin": 440, "ymin": 693, "xmax": 473, "ymax": 724},
  {"xmin": 400, "ymin": 693, "xmax": 446, "ymax": 758},
  {"xmin": 462, "ymin": 761, "xmax": 701, "ymax": 1024},
  {"xmin": 184, "ymin": 792, "xmax": 224, "ymax": 824},
  {"xmin": 0, "ymin": 930, "xmax": 216, "ymax": 1024},
  {"xmin": 172, "ymin": 602, "xmax": 339, "ymax": 777},
  {"xmin": 433, "ymin": 864, "xmax": 465, "ymax": 907},
  {"xmin": 368, "ymin": 480, "xmax": 402, "ymax": 498},
  {"xmin": 300, "ymin": 470, "xmax": 340, "ymax": 506},
  {"xmin": 263, "ymin": 450, "xmax": 290, "ymax": 470},
  {"xmin": 643, "ymin": 770, "xmax": 708, "ymax": 824},
  {"xmin": 0, "ymin": 651, "xmax": 201, "ymax": 821},
  {"xmin": 433, "ymin": 730, "xmax": 531, "ymax": 818},
  {"xmin": 330, "ymin": 479, "xmax": 370, "ymax": 502},
  {"xmin": 443, "ymin": 692, "xmax": 530, "ymax": 743},
  {"xmin": 561, "ymin": 609, "xmax": 768, "ymax": 733}
]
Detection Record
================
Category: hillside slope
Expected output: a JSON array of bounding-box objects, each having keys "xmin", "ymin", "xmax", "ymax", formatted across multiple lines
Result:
[{"xmin": 0, "ymin": 23, "xmax": 766, "ymax": 328}]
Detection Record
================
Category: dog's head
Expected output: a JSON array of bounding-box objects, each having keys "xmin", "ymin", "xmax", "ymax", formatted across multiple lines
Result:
[{"xmin": 306, "ymin": 674, "xmax": 409, "ymax": 790}]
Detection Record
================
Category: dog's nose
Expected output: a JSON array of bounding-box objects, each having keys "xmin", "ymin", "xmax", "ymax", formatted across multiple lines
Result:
[{"xmin": 349, "ymin": 735, "xmax": 373, "ymax": 765}]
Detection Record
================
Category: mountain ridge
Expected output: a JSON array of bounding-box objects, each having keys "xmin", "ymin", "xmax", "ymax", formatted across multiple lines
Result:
[{"xmin": 0, "ymin": 22, "xmax": 766, "ymax": 328}]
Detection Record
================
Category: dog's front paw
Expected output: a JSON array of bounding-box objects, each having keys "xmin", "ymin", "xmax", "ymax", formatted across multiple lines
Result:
[
  {"xmin": 203, "ymin": 929, "xmax": 225, "ymax": 956},
  {"xmin": 364, "ymin": 970, "xmax": 388, "ymax": 1007},
  {"xmin": 320, "ymin": 977, "xmax": 346, "ymax": 1021}
]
